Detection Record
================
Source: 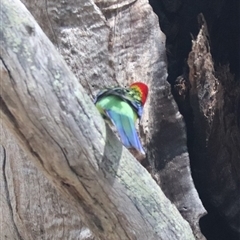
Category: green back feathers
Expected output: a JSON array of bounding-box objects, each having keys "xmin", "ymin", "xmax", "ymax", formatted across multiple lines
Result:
[{"xmin": 95, "ymin": 95, "xmax": 138, "ymax": 123}]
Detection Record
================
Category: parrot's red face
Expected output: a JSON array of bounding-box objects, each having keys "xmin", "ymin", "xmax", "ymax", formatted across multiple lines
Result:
[{"xmin": 130, "ymin": 82, "xmax": 148, "ymax": 105}]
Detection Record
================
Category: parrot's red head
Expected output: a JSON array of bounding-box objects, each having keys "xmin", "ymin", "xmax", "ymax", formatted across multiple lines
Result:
[{"xmin": 130, "ymin": 82, "xmax": 148, "ymax": 105}]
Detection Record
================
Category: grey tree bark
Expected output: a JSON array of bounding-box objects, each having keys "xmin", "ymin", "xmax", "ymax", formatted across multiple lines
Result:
[
  {"xmin": 0, "ymin": 0, "xmax": 197, "ymax": 239},
  {"xmin": 1, "ymin": 124, "xmax": 95, "ymax": 240},
  {"xmin": 20, "ymin": 0, "xmax": 206, "ymax": 239}
]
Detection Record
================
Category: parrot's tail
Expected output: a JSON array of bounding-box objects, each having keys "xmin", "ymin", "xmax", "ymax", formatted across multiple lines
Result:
[{"xmin": 105, "ymin": 110, "xmax": 145, "ymax": 155}]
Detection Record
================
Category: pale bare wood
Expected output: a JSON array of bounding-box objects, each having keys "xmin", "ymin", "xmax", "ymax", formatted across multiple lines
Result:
[
  {"xmin": 21, "ymin": 0, "xmax": 207, "ymax": 238},
  {"xmin": 0, "ymin": 122, "xmax": 95, "ymax": 240},
  {"xmin": 0, "ymin": 0, "xmax": 195, "ymax": 239}
]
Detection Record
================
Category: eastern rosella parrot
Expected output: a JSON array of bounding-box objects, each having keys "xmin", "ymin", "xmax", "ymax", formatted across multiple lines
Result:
[{"xmin": 94, "ymin": 82, "xmax": 148, "ymax": 155}]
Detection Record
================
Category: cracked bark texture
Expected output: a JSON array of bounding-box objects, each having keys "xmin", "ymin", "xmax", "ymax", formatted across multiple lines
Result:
[
  {"xmin": 19, "ymin": 0, "xmax": 207, "ymax": 239},
  {"xmin": 0, "ymin": 0, "xmax": 197, "ymax": 239},
  {"xmin": 0, "ymin": 124, "xmax": 94, "ymax": 240}
]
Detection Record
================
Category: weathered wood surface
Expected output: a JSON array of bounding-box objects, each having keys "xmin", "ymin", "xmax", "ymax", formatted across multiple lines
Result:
[
  {"xmin": 0, "ymin": 0, "xmax": 196, "ymax": 239},
  {"xmin": 0, "ymin": 124, "xmax": 95, "ymax": 240},
  {"xmin": 21, "ymin": 0, "xmax": 207, "ymax": 239}
]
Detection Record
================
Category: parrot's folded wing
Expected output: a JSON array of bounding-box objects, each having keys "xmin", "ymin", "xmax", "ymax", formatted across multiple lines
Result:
[{"xmin": 105, "ymin": 109, "xmax": 145, "ymax": 154}]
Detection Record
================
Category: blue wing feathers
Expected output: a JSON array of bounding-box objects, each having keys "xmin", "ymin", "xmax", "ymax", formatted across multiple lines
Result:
[{"xmin": 106, "ymin": 110, "xmax": 145, "ymax": 154}]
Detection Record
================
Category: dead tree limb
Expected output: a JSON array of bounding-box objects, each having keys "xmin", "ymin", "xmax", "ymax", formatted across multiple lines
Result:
[{"xmin": 0, "ymin": 0, "xmax": 195, "ymax": 239}]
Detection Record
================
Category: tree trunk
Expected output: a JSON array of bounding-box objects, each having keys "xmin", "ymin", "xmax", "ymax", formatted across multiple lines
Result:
[
  {"xmin": 0, "ymin": 0, "xmax": 196, "ymax": 239},
  {"xmin": 0, "ymin": 123, "xmax": 95, "ymax": 240},
  {"xmin": 20, "ymin": 0, "xmax": 207, "ymax": 239}
]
